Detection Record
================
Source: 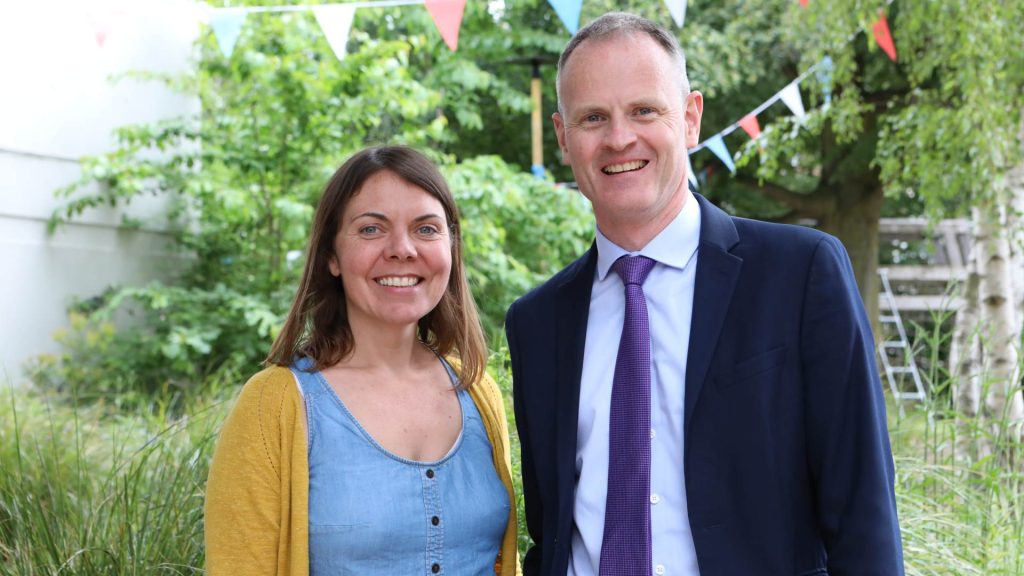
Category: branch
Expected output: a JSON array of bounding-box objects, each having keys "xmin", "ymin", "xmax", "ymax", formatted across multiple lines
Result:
[
  {"xmin": 862, "ymin": 88, "xmax": 912, "ymax": 104},
  {"xmin": 734, "ymin": 175, "xmax": 832, "ymax": 219}
]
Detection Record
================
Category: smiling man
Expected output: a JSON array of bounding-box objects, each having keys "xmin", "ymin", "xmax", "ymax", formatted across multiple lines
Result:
[{"xmin": 505, "ymin": 12, "xmax": 904, "ymax": 576}]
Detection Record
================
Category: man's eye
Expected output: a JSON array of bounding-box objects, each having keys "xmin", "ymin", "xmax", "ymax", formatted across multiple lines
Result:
[
  {"xmin": 636, "ymin": 107, "xmax": 655, "ymax": 116},
  {"xmin": 584, "ymin": 114, "xmax": 603, "ymax": 123}
]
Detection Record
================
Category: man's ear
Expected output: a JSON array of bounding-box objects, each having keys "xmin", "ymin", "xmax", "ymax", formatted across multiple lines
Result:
[
  {"xmin": 552, "ymin": 112, "xmax": 569, "ymax": 164},
  {"xmin": 684, "ymin": 91, "xmax": 704, "ymax": 149}
]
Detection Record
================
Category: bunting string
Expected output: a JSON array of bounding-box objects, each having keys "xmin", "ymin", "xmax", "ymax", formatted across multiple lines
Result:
[
  {"xmin": 686, "ymin": 0, "xmax": 898, "ymax": 185},
  {"xmin": 77, "ymin": 0, "xmax": 900, "ymax": 183},
  {"xmin": 208, "ymin": 0, "xmax": 425, "ymax": 14},
  {"xmin": 689, "ymin": 58, "xmax": 827, "ymax": 155}
]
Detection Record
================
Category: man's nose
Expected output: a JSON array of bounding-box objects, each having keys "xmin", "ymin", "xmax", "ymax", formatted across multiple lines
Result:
[{"xmin": 603, "ymin": 116, "xmax": 638, "ymax": 151}]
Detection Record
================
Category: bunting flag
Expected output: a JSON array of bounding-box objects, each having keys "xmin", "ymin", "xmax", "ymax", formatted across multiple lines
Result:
[
  {"xmin": 209, "ymin": 8, "xmax": 247, "ymax": 58},
  {"xmin": 705, "ymin": 135, "xmax": 736, "ymax": 174},
  {"xmin": 90, "ymin": 12, "xmax": 111, "ymax": 47},
  {"xmin": 547, "ymin": 0, "xmax": 582, "ymax": 35},
  {"xmin": 738, "ymin": 114, "xmax": 761, "ymax": 139},
  {"xmin": 817, "ymin": 55, "xmax": 834, "ymax": 105},
  {"xmin": 312, "ymin": 5, "xmax": 357, "ymax": 61},
  {"xmin": 872, "ymin": 12, "xmax": 897, "ymax": 61},
  {"xmin": 663, "ymin": 0, "xmax": 687, "ymax": 28},
  {"xmin": 685, "ymin": 151, "xmax": 698, "ymax": 189},
  {"xmin": 799, "ymin": 0, "xmax": 809, "ymax": 7},
  {"xmin": 779, "ymin": 83, "xmax": 806, "ymax": 120},
  {"xmin": 424, "ymin": 0, "xmax": 466, "ymax": 51},
  {"xmin": 89, "ymin": 10, "xmax": 127, "ymax": 48}
]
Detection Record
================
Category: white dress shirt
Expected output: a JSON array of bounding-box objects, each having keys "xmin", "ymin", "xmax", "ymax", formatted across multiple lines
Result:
[{"xmin": 569, "ymin": 192, "xmax": 702, "ymax": 576}]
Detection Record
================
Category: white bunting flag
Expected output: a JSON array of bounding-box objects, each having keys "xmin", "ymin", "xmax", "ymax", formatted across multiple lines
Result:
[
  {"xmin": 312, "ymin": 4, "xmax": 357, "ymax": 62},
  {"xmin": 779, "ymin": 83, "xmax": 806, "ymax": 120},
  {"xmin": 209, "ymin": 8, "xmax": 247, "ymax": 58},
  {"xmin": 705, "ymin": 135, "xmax": 736, "ymax": 174},
  {"xmin": 685, "ymin": 150, "xmax": 698, "ymax": 189},
  {"xmin": 663, "ymin": 0, "xmax": 688, "ymax": 28}
]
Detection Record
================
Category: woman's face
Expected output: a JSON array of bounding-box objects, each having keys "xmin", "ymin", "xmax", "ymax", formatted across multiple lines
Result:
[{"xmin": 329, "ymin": 170, "xmax": 453, "ymax": 332}]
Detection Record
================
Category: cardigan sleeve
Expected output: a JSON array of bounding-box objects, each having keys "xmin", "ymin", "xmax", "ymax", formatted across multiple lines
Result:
[
  {"xmin": 205, "ymin": 366, "xmax": 304, "ymax": 576},
  {"xmin": 465, "ymin": 366, "xmax": 522, "ymax": 576}
]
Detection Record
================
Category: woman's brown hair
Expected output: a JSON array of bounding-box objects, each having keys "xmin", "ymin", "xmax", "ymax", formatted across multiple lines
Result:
[{"xmin": 266, "ymin": 146, "xmax": 487, "ymax": 389}]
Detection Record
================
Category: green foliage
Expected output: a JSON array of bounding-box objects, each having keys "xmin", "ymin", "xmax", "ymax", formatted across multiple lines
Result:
[
  {"xmin": 449, "ymin": 156, "xmax": 591, "ymax": 338},
  {"xmin": 28, "ymin": 284, "xmax": 280, "ymax": 410}
]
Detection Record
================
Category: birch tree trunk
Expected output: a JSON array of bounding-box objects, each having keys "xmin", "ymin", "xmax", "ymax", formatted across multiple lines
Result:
[
  {"xmin": 950, "ymin": 258, "xmax": 981, "ymax": 462},
  {"xmin": 972, "ymin": 201, "xmax": 1024, "ymax": 459}
]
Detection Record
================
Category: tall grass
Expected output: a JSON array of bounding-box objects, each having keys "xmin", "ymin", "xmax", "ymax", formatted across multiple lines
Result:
[
  {"xmin": 0, "ymin": 382, "xmax": 229, "ymax": 575},
  {"xmin": 3, "ymin": 335, "xmax": 1022, "ymax": 574},
  {"xmin": 888, "ymin": 315, "xmax": 1024, "ymax": 575}
]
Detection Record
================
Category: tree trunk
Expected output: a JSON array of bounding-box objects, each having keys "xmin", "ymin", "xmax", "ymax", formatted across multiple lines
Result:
[
  {"xmin": 973, "ymin": 203, "xmax": 1024, "ymax": 456},
  {"xmin": 816, "ymin": 180, "xmax": 884, "ymax": 338},
  {"xmin": 951, "ymin": 257, "xmax": 982, "ymax": 462}
]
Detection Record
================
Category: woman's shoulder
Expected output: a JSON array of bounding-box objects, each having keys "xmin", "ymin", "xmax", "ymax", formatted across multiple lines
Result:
[{"xmin": 230, "ymin": 364, "xmax": 304, "ymax": 426}]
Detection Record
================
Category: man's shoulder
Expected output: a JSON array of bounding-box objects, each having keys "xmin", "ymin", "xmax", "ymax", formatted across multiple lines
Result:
[
  {"xmin": 730, "ymin": 215, "xmax": 827, "ymax": 242},
  {"xmin": 728, "ymin": 216, "xmax": 837, "ymax": 255},
  {"xmin": 511, "ymin": 247, "xmax": 594, "ymax": 311}
]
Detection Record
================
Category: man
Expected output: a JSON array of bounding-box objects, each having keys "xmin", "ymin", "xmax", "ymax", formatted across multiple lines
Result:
[{"xmin": 505, "ymin": 12, "xmax": 903, "ymax": 576}]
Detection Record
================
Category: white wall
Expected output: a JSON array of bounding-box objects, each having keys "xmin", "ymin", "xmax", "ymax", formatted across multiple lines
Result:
[{"xmin": 0, "ymin": 0, "xmax": 202, "ymax": 383}]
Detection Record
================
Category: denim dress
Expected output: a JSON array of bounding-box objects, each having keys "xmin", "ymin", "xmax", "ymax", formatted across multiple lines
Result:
[{"xmin": 292, "ymin": 357, "xmax": 509, "ymax": 575}]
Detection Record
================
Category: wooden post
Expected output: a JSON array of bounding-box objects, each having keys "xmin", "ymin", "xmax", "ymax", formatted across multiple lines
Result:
[{"xmin": 530, "ymin": 59, "xmax": 544, "ymax": 178}]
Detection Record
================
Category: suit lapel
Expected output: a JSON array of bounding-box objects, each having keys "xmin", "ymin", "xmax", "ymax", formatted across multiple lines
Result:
[
  {"xmin": 685, "ymin": 194, "xmax": 742, "ymax": 429},
  {"xmin": 555, "ymin": 245, "xmax": 597, "ymax": 505}
]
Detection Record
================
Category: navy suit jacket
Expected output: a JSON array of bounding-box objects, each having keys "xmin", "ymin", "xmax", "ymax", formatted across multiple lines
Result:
[{"xmin": 505, "ymin": 193, "xmax": 904, "ymax": 575}]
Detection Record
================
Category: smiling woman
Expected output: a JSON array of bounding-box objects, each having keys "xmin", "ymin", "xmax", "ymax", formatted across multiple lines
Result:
[{"xmin": 204, "ymin": 146, "xmax": 519, "ymax": 576}]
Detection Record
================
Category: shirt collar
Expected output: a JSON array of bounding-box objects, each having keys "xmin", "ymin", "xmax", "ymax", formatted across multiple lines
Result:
[{"xmin": 594, "ymin": 191, "xmax": 702, "ymax": 281}]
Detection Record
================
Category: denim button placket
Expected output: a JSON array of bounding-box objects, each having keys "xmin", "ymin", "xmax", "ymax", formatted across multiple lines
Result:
[{"xmin": 423, "ymin": 465, "xmax": 443, "ymax": 574}]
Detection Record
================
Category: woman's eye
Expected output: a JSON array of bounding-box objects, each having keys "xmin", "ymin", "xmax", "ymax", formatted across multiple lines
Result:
[
  {"xmin": 359, "ymin": 225, "xmax": 380, "ymax": 235},
  {"xmin": 417, "ymin": 225, "xmax": 440, "ymax": 235}
]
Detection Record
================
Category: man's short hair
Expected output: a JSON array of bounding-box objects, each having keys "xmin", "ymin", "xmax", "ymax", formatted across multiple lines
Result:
[{"xmin": 555, "ymin": 12, "xmax": 691, "ymax": 114}]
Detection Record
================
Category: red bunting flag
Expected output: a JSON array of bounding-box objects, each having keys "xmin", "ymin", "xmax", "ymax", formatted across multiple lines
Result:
[
  {"xmin": 799, "ymin": 0, "xmax": 809, "ymax": 7},
  {"xmin": 425, "ymin": 0, "xmax": 466, "ymax": 52},
  {"xmin": 738, "ymin": 114, "xmax": 761, "ymax": 139},
  {"xmin": 872, "ymin": 12, "xmax": 897, "ymax": 61},
  {"xmin": 89, "ymin": 9, "xmax": 128, "ymax": 48}
]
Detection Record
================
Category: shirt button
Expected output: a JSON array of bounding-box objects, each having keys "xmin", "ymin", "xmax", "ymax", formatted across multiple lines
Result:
[
  {"xmin": 431, "ymin": 516, "xmax": 440, "ymax": 526},
  {"xmin": 650, "ymin": 493, "xmax": 660, "ymax": 505},
  {"xmin": 431, "ymin": 563, "xmax": 441, "ymax": 573},
  {"xmin": 650, "ymin": 428, "xmax": 656, "ymax": 439},
  {"xmin": 655, "ymin": 564, "xmax": 665, "ymax": 575},
  {"xmin": 426, "ymin": 469, "xmax": 434, "ymax": 478}
]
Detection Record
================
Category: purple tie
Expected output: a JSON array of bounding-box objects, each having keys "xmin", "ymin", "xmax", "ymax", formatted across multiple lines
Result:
[{"xmin": 599, "ymin": 255, "xmax": 657, "ymax": 576}]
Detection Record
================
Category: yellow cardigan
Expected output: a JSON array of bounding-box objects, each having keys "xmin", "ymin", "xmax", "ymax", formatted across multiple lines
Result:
[{"xmin": 205, "ymin": 363, "xmax": 519, "ymax": 576}]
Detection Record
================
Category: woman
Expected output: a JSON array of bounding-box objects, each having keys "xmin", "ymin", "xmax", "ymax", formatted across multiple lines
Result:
[{"xmin": 205, "ymin": 146, "xmax": 518, "ymax": 575}]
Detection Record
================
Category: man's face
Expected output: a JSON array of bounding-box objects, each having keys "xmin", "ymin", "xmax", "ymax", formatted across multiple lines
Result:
[{"xmin": 553, "ymin": 33, "xmax": 702, "ymax": 243}]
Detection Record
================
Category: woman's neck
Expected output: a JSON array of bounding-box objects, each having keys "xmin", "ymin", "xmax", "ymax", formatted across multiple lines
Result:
[{"xmin": 341, "ymin": 319, "xmax": 431, "ymax": 375}]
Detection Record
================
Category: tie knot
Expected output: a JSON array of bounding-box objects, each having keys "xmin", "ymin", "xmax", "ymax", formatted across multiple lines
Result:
[{"xmin": 613, "ymin": 255, "xmax": 656, "ymax": 287}]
